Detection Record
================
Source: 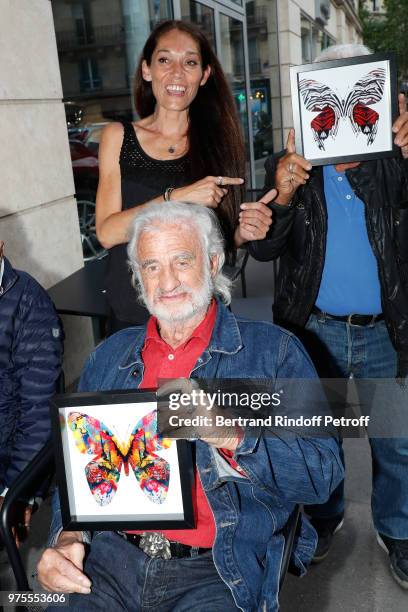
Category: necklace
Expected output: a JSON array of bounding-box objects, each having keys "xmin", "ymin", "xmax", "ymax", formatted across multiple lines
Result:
[
  {"xmin": 165, "ymin": 132, "xmax": 188, "ymax": 155},
  {"xmin": 167, "ymin": 138, "xmax": 187, "ymax": 155}
]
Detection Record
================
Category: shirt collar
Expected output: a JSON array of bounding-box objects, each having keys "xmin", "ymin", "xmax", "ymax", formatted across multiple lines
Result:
[
  {"xmin": 119, "ymin": 298, "xmax": 242, "ymax": 370},
  {"xmin": 0, "ymin": 257, "xmax": 18, "ymax": 296},
  {"xmin": 144, "ymin": 299, "xmax": 217, "ymax": 350},
  {"xmin": 324, "ymin": 164, "xmax": 345, "ymax": 179}
]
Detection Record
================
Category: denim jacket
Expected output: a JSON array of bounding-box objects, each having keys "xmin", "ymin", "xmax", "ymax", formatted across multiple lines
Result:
[{"xmin": 49, "ymin": 301, "xmax": 343, "ymax": 611}]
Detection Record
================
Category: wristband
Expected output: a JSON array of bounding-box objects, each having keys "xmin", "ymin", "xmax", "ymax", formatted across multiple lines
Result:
[{"xmin": 164, "ymin": 187, "xmax": 175, "ymax": 201}]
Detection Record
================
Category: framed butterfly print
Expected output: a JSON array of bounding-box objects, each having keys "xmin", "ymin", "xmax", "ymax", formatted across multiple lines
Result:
[
  {"xmin": 290, "ymin": 52, "xmax": 398, "ymax": 166},
  {"xmin": 50, "ymin": 390, "xmax": 194, "ymax": 531}
]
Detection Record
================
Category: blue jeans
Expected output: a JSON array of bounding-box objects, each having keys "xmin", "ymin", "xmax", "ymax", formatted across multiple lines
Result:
[
  {"xmin": 302, "ymin": 314, "xmax": 408, "ymax": 539},
  {"xmin": 48, "ymin": 532, "xmax": 238, "ymax": 611}
]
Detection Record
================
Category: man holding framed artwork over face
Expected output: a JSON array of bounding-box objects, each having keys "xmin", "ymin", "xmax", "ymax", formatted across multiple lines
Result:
[
  {"xmin": 37, "ymin": 201, "xmax": 343, "ymax": 612},
  {"xmin": 248, "ymin": 44, "xmax": 408, "ymax": 587}
]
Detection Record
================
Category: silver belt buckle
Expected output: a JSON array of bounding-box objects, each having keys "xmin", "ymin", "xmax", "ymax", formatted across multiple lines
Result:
[
  {"xmin": 347, "ymin": 313, "xmax": 359, "ymax": 326},
  {"xmin": 138, "ymin": 532, "xmax": 172, "ymax": 559}
]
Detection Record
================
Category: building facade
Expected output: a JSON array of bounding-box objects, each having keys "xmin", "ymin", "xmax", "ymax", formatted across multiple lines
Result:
[{"xmin": 52, "ymin": 0, "xmax": 362, "ymax": 189}]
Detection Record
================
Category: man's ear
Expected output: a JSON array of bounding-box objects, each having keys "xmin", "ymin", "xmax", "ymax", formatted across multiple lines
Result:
[
  {"xmin": 0, "ymin": 241, "xmax": 4, "ymax": 261},
  {"xmin": 200, "ymin": 65, "xmax": 211, "ymax": 87},
  {"xmin": 209, "ymin": 254, "xmax": 219, "ymax": 278},
  {"xmin": 142, "ymin": 60, "xmax": 152, "ymax": 82}
]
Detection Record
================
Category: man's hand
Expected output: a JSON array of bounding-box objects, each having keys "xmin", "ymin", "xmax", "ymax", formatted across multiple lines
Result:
[
  {"xmin": 37, "ymin": 531, "xmax": 91, "ymax": 594},
  {"xmin": 275, "ymin": 129, "xmax": 312, "ymax": 204},
  {"xmin": 234, "ymin": 189, "xmax": 275, "ymax": 246},
  {"xmin": 392, "ymin": 93, "xmax": 408, "ymax": 159},
  {"xmin": 0, "ymin": 496, "xmax": 33, "ymax": 548},
  {"xmin": 157, "ymin": 378, "xmax": 240, "ymax": 451}
]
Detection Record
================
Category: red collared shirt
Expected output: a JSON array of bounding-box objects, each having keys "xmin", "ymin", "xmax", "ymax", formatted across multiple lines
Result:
[
  {"xmin": 141, "ymin": 299, "xmax": 217, "ymax": 389},
  {"xmin": 128, "ymin": 300, "xmax": 217, "ymax": 547}
]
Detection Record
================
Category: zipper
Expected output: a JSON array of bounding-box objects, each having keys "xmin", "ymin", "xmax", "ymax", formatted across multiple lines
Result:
[
  {"xmin": 0, "ymin": 257, "xmax": 4, "ymax": 294},
  {"xmin": 299, "ymin": 177, "xmax": 327, "ymax": 324}
]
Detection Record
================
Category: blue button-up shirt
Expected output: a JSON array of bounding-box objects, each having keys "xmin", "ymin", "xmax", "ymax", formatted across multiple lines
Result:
[{"xmin": 316, "ymin": 164, "xmax": 382, "ymax": 315}]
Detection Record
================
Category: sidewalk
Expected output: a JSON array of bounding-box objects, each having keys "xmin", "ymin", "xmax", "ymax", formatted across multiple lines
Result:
[{"xmin": 280, "ymin": 438, "xmax": 407, "ymax": 612}]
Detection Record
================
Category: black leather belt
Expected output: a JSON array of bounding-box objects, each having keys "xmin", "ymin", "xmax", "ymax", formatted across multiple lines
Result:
[
  {"xmin": 117, "ymin": 531, "xmax": 211, "ymax": 559},
  {"xmin": 311, "ymin": 306, "xmax": 384, "ymax": 327}
]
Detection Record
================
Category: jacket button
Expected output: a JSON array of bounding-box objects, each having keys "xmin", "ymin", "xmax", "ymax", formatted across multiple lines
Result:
[{"xmin": 132, "ymin": 368, "xmax": 138, "ymax": 376}]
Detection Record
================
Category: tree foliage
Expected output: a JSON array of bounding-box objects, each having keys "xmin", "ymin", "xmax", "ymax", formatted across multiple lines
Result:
[{"xmin": 359, "ymin": 0, "xmax": 408, "ymax": 82}]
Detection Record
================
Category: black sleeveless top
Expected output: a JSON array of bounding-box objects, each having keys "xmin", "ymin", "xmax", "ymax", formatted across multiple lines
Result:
[{"xmin": 105, "ymin": 122, "xmax": 192, "ymax": 323}]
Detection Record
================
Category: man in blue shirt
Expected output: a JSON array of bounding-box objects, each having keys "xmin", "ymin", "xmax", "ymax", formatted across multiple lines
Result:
[{"xmin": 248, "ymin": 43, "xmax": 408, "ymax": 588}]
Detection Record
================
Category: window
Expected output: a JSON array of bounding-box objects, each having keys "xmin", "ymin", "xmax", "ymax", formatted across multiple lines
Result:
[{"xmin": 301, "ymin": 13, "xmax": 335, "ymax": 63}]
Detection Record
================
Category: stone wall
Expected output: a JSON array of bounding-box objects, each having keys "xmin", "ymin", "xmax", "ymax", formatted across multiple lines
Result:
[{"xmin": 0, "ymin": 0, "xmax": 94, "ymax": 385}]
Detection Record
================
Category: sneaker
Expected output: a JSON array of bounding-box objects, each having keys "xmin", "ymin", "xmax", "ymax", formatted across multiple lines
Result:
[
  {"xmin": 309, "ymin": 514, "xmax": 344, "ymax": 563},
  {"xmin": 377, "ymin": 533, "xmax": 408, "ymax": 589}
]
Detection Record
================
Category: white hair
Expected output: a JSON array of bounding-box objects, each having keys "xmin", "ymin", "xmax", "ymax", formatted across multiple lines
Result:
[
  {"xmin": 314, "ymin": 43, "xmax": 372, "ymax": 63},
  {"xmin": 127, "ymin": 201, "xmax": 232, "ymax": 305}
]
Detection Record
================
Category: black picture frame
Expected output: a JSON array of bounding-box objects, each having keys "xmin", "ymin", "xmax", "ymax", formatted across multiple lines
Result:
[
  {"xmin": 290, "ymin": 52, "xmax": 399, "ymax": 166},
  {"xmin": 50, "ymin": 390, "xmax": 195, "ymax": 531}
]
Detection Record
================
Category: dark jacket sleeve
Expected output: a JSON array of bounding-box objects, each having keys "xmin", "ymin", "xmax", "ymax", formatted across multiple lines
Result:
[
  {"xmin": 401, "ymin": 157, "xmax": 408, "ymax": 198},
  {"xmin": 247, "ymin": 153, "xmax": 296, "ymax": 261},
  {"xmin": 3, "ymin": 277, "xmax": 63, "ymax": 494}
]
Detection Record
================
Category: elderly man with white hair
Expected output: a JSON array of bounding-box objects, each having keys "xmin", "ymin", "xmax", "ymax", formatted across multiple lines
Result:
[
  {"xmin": 37, "ymin": 201, "xmax": 343, "ymax": 612},
  {"xmin": 248, "ymin": 43, "xmax": 408, "ymax": 585}
]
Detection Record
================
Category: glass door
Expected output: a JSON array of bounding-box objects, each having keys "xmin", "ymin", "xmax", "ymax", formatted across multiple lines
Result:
[
  {"xmin": 217, "ymin": 11, "xmax": 253, "ymax": 181},
  {"xmin": 179, "ymin": 0, "xmax": 216, "ymax": 48},
  {"xmin": 174, "ymin": 0, "xmax": 255, "ymax": 186}
]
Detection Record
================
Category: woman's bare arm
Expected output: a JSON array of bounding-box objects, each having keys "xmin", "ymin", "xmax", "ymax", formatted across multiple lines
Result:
[
  {"xmin": 95, "ymin": 123, "xmax": 165, "ymax": 249},
  {"xmin": 95, "ymin": 122, "xmax": 243, "ymax": 249}
]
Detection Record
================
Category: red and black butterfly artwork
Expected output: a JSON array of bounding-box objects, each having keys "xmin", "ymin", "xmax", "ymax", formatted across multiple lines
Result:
[{"xmin": 299, "ymin": 68, "xmax": 386, "ymax": 151}]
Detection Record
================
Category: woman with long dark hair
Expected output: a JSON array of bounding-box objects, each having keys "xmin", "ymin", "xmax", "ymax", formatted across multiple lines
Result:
[{"xmin": 96, "ymin": 20, "xmax": 273, "ymax": 331}]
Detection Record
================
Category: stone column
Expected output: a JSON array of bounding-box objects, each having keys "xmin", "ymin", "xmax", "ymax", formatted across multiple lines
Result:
[
  {"xmin": 0, "ymin": 0, "xmax": 94, "ymax": 385},
  {"xmin": 276, "ymin": 0, "xmax": 302, "ymax": 141}
]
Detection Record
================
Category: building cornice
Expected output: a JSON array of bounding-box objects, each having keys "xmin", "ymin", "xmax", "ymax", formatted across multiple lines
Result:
[{"xmin": 332, "ymin": 0, "xmax": 363, "ymax": 34}]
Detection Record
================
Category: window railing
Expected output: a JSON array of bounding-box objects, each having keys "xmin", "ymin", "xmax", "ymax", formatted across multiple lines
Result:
[{"xmin": 56, "ymin": 24, "xmax": 124, "ymax": 50}]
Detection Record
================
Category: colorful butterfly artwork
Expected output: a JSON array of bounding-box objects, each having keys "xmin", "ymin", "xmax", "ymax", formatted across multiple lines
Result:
[
  {"xmin": 299, "ymin": 68, "xmax": 386, "ymax": 150},
  {"xmin": 67, "ymin": 410, "xmax": 171, "ymax": 506}
]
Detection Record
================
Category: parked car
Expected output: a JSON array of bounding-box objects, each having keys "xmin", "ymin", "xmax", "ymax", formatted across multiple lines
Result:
[
  {"xmin": 69, "ymin": 122, "xmax": 108, "ymax": 155},
  {"xmin": 253, "ymin": 123, "xmax": 274, "ymax": 159}
]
